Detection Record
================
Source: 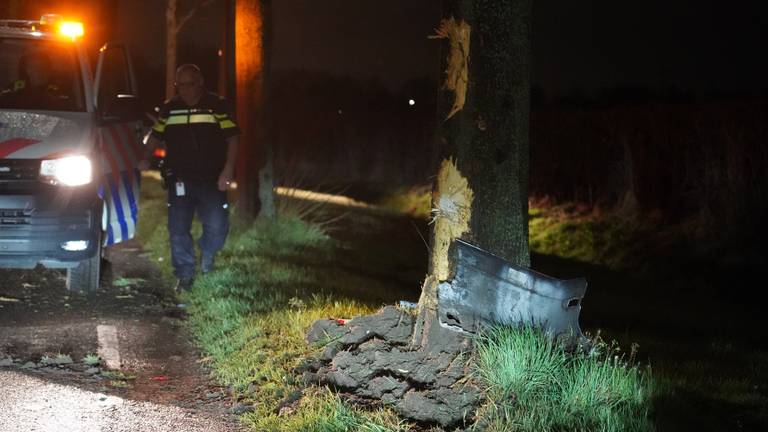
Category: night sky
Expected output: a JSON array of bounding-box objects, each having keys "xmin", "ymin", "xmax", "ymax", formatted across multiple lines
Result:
[
  {"xmin": 271, "ymin": 0, "xmax": 442, "ymax": 92},
  {"xmin": 533, "ymin": 0, "xmax": 768, "ymax": 99},
  {"xmin": 269, "ymin": 0, "xmax": 768, "ymax": 99},
  {"xmin": 5, "ymin": 1, "xmax": 766, "ymax": 101}
]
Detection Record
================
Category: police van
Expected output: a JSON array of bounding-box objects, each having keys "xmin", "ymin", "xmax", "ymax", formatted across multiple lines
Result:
[{"xmin": 0, "ymin": 15, "xmax": 142, "ymax": 292}]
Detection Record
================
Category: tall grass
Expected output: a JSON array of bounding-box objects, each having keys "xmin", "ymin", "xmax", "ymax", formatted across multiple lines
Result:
[
  {"xmin": 527, "ymin": 204, "xmax": 639, "ymax": 269},
  {"xmin": 473, "ymin": 326, "xmax": 654, "ymax": 432},
  {"xmin": 139, "ymin": 174, "xmax": 657, "ymax": 431},
  {"xmin": 137, "ymin": 174, "xmax": 410, "ymax": 431},
  {"xmin": 376, "ymin": 185, "xmax": 432, "ymax": 219},
  {"xmin": 183, "ymin": 219, "xmax": 411, "ymax": 431}
]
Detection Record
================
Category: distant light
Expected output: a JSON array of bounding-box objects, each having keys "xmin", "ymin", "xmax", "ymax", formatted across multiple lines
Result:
[
  {"xmin": 218, "ymin": 49, "xmax": 223, "ymax": 57},
  {"xmin": 409, "ymin": 99, "xmax": 415, "ymax": 106},
  {"xmin": 338, "ymin": 109, "xmax": 343, "ymax": 115}
]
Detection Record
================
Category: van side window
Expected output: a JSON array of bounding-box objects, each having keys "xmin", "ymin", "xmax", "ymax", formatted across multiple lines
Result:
[{"xmin": 97, "ymin": 47, "xmax": 132, "ymax": 114}]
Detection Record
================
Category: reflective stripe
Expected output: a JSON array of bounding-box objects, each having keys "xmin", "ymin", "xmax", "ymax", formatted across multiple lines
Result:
[
  {"xmin": 165, "ymin": 113, "xmax": 218, "ymax": 125},
  {"xmin": 106, "ymin": 174, "xmax": 129, "ymax": 242},
  {"xmin": 170, "ymin": 109, "xmax": 190, "ymax": 114},
  {"xmin": 152, "ymin": 117, "xmax": 167, "ymax": 133},
  {"xmin": 189, "ymin": 114, "xmax": 217, "ymax": 124},
  {"xmin": 165, "ymin": 115, "xmax": 188, "ymax": 125},
  {"xmin": 219, "ymin": 119, "xmax": 237, "ymax": 129}
]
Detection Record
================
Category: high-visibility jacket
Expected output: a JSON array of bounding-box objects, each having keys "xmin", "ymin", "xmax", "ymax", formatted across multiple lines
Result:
[{"xmin": 150, "ymin": 92, "xmax": 240, "ymax": 181}]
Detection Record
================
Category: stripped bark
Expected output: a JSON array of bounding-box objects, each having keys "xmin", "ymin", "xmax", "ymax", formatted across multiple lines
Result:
[{"xmin": 413, "ymin": 0, "xmax": 531, "ymax": 349}]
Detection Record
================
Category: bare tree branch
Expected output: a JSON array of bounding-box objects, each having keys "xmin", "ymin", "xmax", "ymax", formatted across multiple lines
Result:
[{"xmin": 177, "ymin": 0, "xmax": 217, "ymax": 32}]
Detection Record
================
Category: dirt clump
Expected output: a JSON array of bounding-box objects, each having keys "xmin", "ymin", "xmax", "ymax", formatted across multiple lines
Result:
[{"xmin": 306, "ymin": 306, "xmax": 482, "ymax": 429}]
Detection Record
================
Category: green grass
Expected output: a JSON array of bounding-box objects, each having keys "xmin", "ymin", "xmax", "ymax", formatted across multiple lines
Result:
[
  {"xmin": 473, "ymin": 327, "xmax": 654, "ymax": 432},
  {"xmin": 377, "ymin": 187, "xmax": 681, "ymax": 270},
  {"xmin": 183, "ymin": 220, "xmax": 418, "ymax": 430},
  {"xmin": 602, "ymin": 330, "xmax": 768, "ymax": 431},
  {"xmin": 137, "ymin": 175, "xmax": 659, "ymax": 431},
  {"xmin": 377, "ymin": 186, "xmax": 768, "ymax": 430},
  {"xmin": 240, "ymin": 388, "xmax": 411, "ymax": 432},
  {"xmin": 189, "ymin": 219, "xmax": 424, "ymax": 431},
  {"xmin": 82, "ymin": 353, "xmax": 101, "ymax": 366},
  {"xmin": 136, "ymin": 173, "xmax": 176, "ymax": 281},
  {"xmin": 528, "ymin": 206, "xmax": 636, "ymax": 268},
  {"xmin": 375, "ymin": 185, "xmax": 432, "ymax": 219},
  {"xmin": 40, "ymin": 353, "xmax": 74, "ymax": 366},
  {"xmin": 377, "ymin": 186, "xmax": 636, "ymax": 268},
  {"xmin": 137, "ymin": 174, "xmax": 412, "ymax": 431}
]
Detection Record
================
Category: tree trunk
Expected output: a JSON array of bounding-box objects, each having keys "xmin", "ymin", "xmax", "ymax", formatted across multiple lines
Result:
[
  {"xmin": 413, "ymin": 0, "xmax": 531, "ymax": 349},
  {"xmin": 223, "ymin": 0, "xmax": 237, "ymax": 100},
  {"xmin": 258, "ymin": 144, "xmax": 276, "ymax": 218},
  {"xmin": 165, "ymin": 0, "xmax": 178, "ymax": 100},
  {"xmin": 235, "ymin": 0, "xmax": 273, "ymax": 221}
]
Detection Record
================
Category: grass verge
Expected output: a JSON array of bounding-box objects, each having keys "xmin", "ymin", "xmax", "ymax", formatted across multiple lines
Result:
[
  {"xmin": 473, "ymin": 327, "xmax": 654, "ymax": 432},
  {"xmin": 137, "ymin": 174, "xmax": 657, "ymax": 431},
  {"xmin": 376, "ymin": 185, "xmax": 432, "ymax": 219},
  {"xmin": 376, "ymin": 186, "xmax": 641, "ymax": 269},
  {"xmin": 137, "ymin": 174, "xmax": 413, "ymax": 431}
]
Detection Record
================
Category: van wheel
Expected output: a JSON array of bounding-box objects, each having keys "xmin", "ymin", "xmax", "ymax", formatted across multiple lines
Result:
[{"xmin": 66, "ymin": 234, "xmax": 102, "ymax": 294}]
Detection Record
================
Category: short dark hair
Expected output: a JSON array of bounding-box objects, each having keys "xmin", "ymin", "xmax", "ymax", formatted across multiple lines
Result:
[{"xmin": 176, "ymin": 63, "xmax": 203, "ymax": 80}]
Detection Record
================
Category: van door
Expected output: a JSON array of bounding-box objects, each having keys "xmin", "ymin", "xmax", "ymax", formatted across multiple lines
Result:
[{"xmin": 94, "ymin": 43, "xmax": 142, "ymax": 246}]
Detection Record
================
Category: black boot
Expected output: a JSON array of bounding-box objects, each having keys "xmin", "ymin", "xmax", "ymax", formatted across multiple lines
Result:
[{"xmin": 175, "ymin": 277, "xmax": 194, "ymax": 293}]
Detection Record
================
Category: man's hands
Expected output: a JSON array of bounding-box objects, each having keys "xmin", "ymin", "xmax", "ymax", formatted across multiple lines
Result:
[
  {"xmin": 218, "ymin": 166, "xmax": 234, "ymax": 191},
  {"xmin": 138, "ymin": 134, "xmax": 236, "ymax": 191},
  {"xmin": 218, "ymin": 137, "xmax": 238, "ymax": 191}
]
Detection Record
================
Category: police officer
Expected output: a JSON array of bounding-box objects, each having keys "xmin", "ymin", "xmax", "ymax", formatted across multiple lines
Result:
[
  {"xmin": 1, "ymin": 51, "xmax": 69, "ymax": 109},
  {"xmin": 139, "ymin": 64, "xmax": 240, "ymax": 292}
]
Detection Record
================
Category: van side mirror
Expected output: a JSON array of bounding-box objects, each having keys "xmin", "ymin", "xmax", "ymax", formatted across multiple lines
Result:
[{"xmin": 102, "ymin": 94, "xmax": 141, "ymax": 122}]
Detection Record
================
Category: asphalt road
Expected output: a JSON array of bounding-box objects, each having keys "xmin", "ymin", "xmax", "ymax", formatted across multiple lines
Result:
[{"xmin": 0, "ymin": 240, "xmax": 240, "ymax": 432}]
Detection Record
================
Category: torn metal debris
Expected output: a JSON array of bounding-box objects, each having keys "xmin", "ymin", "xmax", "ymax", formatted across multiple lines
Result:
[{"xmin": 438, "ymin": 240, "xmax": 587, "ymax": 339}]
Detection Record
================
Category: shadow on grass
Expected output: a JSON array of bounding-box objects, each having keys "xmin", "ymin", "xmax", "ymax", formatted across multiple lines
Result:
[{"xmin": 532, "ymin": 252, "xmax": 768, "ymax": 432}]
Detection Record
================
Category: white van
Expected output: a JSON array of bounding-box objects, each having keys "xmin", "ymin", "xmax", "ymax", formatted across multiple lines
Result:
[{"xmin": 0, "ymin": 15, "xmax": 142, "ymax": 292}]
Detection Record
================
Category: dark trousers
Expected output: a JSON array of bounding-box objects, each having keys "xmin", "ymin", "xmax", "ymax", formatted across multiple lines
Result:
[{"xmin": 167, "ymin": 180, "xmax": 229, "ymax": 279}]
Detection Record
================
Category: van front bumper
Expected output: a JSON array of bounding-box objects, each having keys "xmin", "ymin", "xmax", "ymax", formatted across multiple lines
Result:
[{"xmin": 0, "ymin": 188, "xmax": 101, "ymax": 269}]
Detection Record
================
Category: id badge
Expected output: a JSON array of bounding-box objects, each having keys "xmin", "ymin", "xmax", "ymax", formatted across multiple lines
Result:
[{"xmin": 175, "ymin": 181, "xmax": 186, "ymax": 197}]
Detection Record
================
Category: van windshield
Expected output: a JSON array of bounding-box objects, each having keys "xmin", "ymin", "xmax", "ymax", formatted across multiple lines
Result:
[{"xmin": 0, "ymin": 38, "xmax": 85, "ymax": 112}]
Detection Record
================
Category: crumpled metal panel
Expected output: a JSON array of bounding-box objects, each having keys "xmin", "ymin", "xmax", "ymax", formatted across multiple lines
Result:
[{"xmin": 437, "ymin": 240, "xmax": 587, "ymax": 339}]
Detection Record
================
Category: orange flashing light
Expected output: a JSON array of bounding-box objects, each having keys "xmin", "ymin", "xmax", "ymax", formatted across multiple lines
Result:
[
  {"xmin": 153, "ymin": 148, "xmax": 167, "ymax": 158},
  {"xmin": 59, "ymin": 21, "xmax": 84, "ymax": 41}
]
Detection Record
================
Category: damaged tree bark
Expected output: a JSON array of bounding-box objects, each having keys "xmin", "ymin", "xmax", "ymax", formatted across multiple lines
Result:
[
  {"xmin": 413, "ymin": 0, "xmax": 532, "ymax": 350},
  {"xmin": 305, "ymin": 1, "xmax": 532, "ymax": 427}
]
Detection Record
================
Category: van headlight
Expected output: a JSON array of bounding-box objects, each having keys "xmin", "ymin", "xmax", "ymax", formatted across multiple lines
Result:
[{"xmin": 40, "ymin": 155, "xmax": 93, "ymax": 186}]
